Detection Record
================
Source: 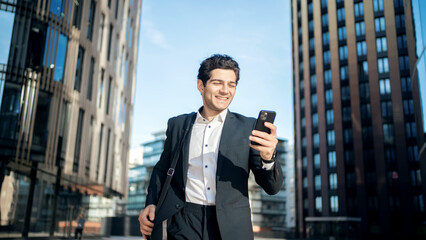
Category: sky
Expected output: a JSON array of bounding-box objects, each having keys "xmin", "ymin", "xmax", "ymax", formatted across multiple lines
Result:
[{"xmin": 131, "ymin": 0, "xmax": 293, "ymax": 148}]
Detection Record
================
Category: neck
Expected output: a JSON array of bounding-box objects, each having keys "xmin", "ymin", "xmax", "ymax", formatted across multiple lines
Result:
[{"xmin": 200, "ymin": 107, "xmax": 224, "ymax": 122}]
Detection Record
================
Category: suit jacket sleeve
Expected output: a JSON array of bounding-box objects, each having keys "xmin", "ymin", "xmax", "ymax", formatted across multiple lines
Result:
[
  {"xmin": 248, "ymin": 118, "xmax": 283, "ymax": 195},
  {"xmin": 145, "ymin": 118, "xmax": 174, "ymax": 207}
]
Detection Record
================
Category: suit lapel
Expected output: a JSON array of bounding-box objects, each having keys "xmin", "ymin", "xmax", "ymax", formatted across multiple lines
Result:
[
  {"xmin": 216, "ymin": 110, "xmax": 235, "ymax": 178},
  {"xmin": 181, "ymin": 113, "xmax": 196, "ymax": 187}
]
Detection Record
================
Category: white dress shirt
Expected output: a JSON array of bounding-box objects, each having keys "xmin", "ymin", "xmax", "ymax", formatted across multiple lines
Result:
[{"xmin": 185, "ymin": 109, "xmax": 275, "ymax": 206}]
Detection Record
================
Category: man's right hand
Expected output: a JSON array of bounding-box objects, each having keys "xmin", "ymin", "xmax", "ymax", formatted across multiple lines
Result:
[{"xmin": 138, "ymin": 204, "xmax": 156, "ymax": 239}]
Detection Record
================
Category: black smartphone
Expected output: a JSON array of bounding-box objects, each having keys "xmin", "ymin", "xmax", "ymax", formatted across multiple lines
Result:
[{"xmin": 251, "ymin": 110, "xmax": 276, "ymax": 145}]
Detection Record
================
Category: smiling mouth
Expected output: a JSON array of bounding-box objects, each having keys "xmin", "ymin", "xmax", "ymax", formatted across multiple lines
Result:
[{"xmin": 216, "ymin": 96, "xmax": 228, "ymax": 101}]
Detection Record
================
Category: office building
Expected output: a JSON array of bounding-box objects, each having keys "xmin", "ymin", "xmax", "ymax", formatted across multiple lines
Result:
[
  {"xmin": 127, "ymin": 131, "xmax": 166, "ymax": 215},
  {"xmin": 292, "ymin": 0, "xmax": 425, "ymax": 239},
  {"xmin": 0, "ymin": 0, "xmax": 141, "ymax": 237},
  {"xmin": 249, "ymin": 138, "xmax": 294, "ymax": 238}
]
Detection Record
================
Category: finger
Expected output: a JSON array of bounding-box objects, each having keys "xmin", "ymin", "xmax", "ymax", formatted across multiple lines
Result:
[
  {"xmin": 252, "ymin": 129, "xmax": 277, "ymax": 140},
  {"xmin": 264, "ymin": 122, "xmax": 277, "ymax": 136},
  {"xmin": 249, "ymin": 135, "xmax": 275, "ymax": 147},
  {"xmin": 148, "ymin": 206, "xmax": 156, "ymax": 222}
]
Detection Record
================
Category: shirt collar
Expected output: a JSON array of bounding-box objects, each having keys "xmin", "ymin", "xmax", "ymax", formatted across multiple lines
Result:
[{"xmin": 196, "ymin": 107, "xmax": 228, "ymax": 123}]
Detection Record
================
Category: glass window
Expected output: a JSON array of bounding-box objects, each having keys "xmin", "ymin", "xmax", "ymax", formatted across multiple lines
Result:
[
  {"xmin": 96, "ymin": 123, "xmax": 104, "ymax": 179},
  {"xmin": 73, "ymin": 0, "xmax": 83, "ymax": 29},
  {"xmin": 361, "ymin": 61, "xmax": 368, "ymax": 76},
  {"xmin": 377, "ymin": 57, "xmax": 389, "ymax": 73},
  {"xmin": 328, "ymin": 151, "xmax": 336, "ymax": 168},
  {"xmin": 406, "ymin": 122, "xmax": 417, "ymax": 138},
  {"xmin": 86, "ymin": 116, "xmax": 94, "ymax": 177},
  {"xmin": 311, "ymin": 74, "xmax": 317, "ymax": 88},
  {"xmin": 309, "ymin": 19, "xmax": 314, "ymax": 33},
  {"xmin": 379, "ymin": 78, "xmax": 391, "ymax": 95},
  {"xmin": 310, "ymin": 56, "xmax": 316, "ymax": 70},
  {"xmin": 360, "ymin": 82, "xmax": 370, "ymax": 99},
  {"xmin": 356, "ymin": 21, "xmax": 365, "ymax": 37},
  {"xmin": 408, "ymin": 145, "xmax": 418, "ymax": 162},
  {"xmin": 375, "ymin": 17, "xmax": 386, "ymax": 32},
  {"xmin": 303, "ymin": 156, "xmax": 308, "ymax": 169},
  {"xmin": 325, "ymin": 89, "xmax": 333, "ymax": 105},
  {"xmin": 399, "ymin": 55, "xmax": 410, "ymax": 71},
  {"xmin": 50, "ymin": 0, "xmax": 65, "ymax": 17},
  {"xmin": 300, "ymin": 79, "xmax": 304, "ymax": 91},
  {"xmin": 338, "ymin": 26, "xmax": 346, "ymax": 41},
  {"xmin": 394, "ymin": 0, "xmax": 404, "ymax": 8},
  {"xmin": 312, "ymin": 93, "xmax": 318, "ymax": 108},
  {"xmin": 322, "ymin": 14, "xmax": 329, "ymax": 28},
  {"xmin": 314, "ymin": 154, "xmax": 320, "ymax": 169},
  {"xmin": 327, "ymin": 130, "xmax": 335, "ymax": 146},
  {"xmin": 106, "ymin": 77, "xmax": 112, "ymax": 114},
  {"xmin": 337, "ymin": 8, "xmax": 345, "ymax": 22},
  {"xmin": 323, "ymin": 32, "xmax": 330, "ymax": 46},
  {"xmin": 401, "ymin": 77, "xmax": 411, "ymax": 93},
  {"xmin": 315, "ymin": 196, "xmax": 322, "ymax": 213},
  {"xmin": 342, "ymin": 86, "xmax": 350, "ymax": 101},
  {"xmin": 376, "ymin": 37, "xmax": 387, "ymax": 53},
  {"xmin": 43, "ymin": 27, "xmax": 68, "ymax": 82},
  {"xmin": 339, "ymin": 46, "xmax": 348, "ymax": 60},
  {"xmin": 73, "ymin": 108, "xmax": 85, "ymax": 173},
  {"xmin": 87, "ymin": 57, "xmax": 95, "ymax": 100},
  {"xmin": 301, "ymin": 117, "xmax": 306, "ymax": 129},
  {"xmin": 301, "ymin": 98, "xmax": 305, "ymax": 109},
  {"xmin": 383, "ymin": 123, "xmax": 395, "ymax": 145},
  {"xmin": 324, "ymin": 50, "xmax": 331, "ymax": 65},
  {"xmin": 340, "ymin": 65, "xmax": 348, "ymax": 80},
  {"xmin": 32, "ymin": 91, "xmax": 52, "ymax": 147},
  {"xmin": 395, "ymin": 14, "xmax": 405, "ymax": 30},
  {"xmin": 324, "ymin": 69, "xmax": 332, "ymax": 84},
  {"xmin": 397, "ymin": 34, "xmax": 407, "ymax": 50},
  {"xmin": 403, "ymin": 99, "xmax": 414, "ymax": 115},
  {"xmin": 326, "ymin": 109, "xmax": 334, "ymax": 125},
  {"xmin": 54, "ymin": 32, "xmax": 68, "ymax": 82},
  {"xmin": 312, "ymin": 113, "xmax": 318, "ymax": 128},
  {"xmin": 308, "ymin": 2, "xmax": 313, "ymax": 15},
  {"xmin": 330, "ymin": 195, "xmax": 339, "ymax": 213},
  {"xmin": 313, "ymin": 133, "xmax": 319, "ymax": 148},
  {"xmin": 303, "ymin": 177, "xmax": 308, "ymax": 188},
  {"xmin": 107, "ymin": 24, "xmax": 113, "ymax": 61},
  {"xmin": 87, "ymin": 0, "xmax": 96, "ymax": 40},
  {"xmin": 357, "ymin": 41, "xmax": 367, "ymax": 56},
  {"xmin": 344, "ymin": 128, "xmax": 353, "ymax": 144},
  {"xmin": 321, "ymin": 0, "xmax": 328, "ymax": 9},
  {"xmin": 302, "ymin": 136, "xmax": 307, "ymax": 148},
  {"xmin": 354, "ymin": 2, "xmax": 364, "ymax": 17},
  {"xmin": 329, "ymin": 173, "xmax": 337, "ymax": 190},
  {"xmin": 361, "ymin": 103, "xmax": 371, "ymax": 120},
  {"xmin": 373, "ymin": 0, "xmax": 384, "ymax": 12},
  {"xmin": 74, "ymin": 46, "xmax": 85, "ymax": 91},
  {"xmin": 124, "ymin": 56, "xmax": 129, "ymax": 86},
  {"xmin": 310, "ymin": 38, "xmax": 315, "ymax": 50},
  {"xmin": 98, "ymin": 69, "xmax": 105, "ymax": 108},
  {"xmin": 343, "ymin": 106, "xmax": 351, "ymax": 122},
  {"xmin": 315, "ymin": 175, "xmax": 321, "ymax": 191},
  {"xmin": 97, "ymin": 13, "xmax": 105, "ymax": 51}
]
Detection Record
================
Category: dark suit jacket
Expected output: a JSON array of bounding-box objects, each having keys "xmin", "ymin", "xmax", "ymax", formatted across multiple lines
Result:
[{"xmin": 146, "ymin": 110, "xmax": 284, "ymax": 240}]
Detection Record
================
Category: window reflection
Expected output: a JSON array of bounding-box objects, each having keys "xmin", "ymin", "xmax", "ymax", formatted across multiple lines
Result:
[
  {"xmin": 0, "ymin": 10, "xmax": 14, "ymax": 65},
  {"xmin": 0, "ymin": 82, "xmax": 21, "ymax": 139},
  {"xmin": 50, "ymin": 0, "xmax": 65, "ymax": 17},
  {"xmin": 43, "ymin": 26, "xmax": 68, "ymax": 82},
  {"xmin": 32, "ymin": 91, "xmax": 51, "ymax": 147}
]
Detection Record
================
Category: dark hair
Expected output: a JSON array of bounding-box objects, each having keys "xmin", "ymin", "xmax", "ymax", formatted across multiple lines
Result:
[{"xmin": 197, "ymin": 54, "xmax": 240, "ymax": 86}]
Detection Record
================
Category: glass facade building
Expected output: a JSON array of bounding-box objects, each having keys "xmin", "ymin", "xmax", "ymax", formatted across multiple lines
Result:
[
  {"xmin": 0, "ymin": 0, "xmax": 141, "ymax": 238},
  {"xmin": 292, "ymin": 0, "xmax": 425, "ymax": 239}
]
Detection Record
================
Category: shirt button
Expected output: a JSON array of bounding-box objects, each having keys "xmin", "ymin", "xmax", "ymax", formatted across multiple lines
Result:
[
  {"xmin": 205, "ymin": 144, "xmax": 208, "ymax": 147},
  {"xmin": 208, "ymin": 126, "xmax": 211, "ymax": 128},
  {"xmin": 175, "ymin": 204, "xmax": 180, "ymax": 209},
  {"xmin": 207, "ymin": 187, "xmax": 211, "ymax": 190},
  {"xmin": 205, "ymin": 165, "xmax": 208, "ymax": 168}
]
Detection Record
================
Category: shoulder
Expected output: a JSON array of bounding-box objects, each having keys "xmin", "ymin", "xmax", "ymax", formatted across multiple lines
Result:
[
  {"xmin": 168, "ymin": 112, "xmax": 196, "ymax": 125},
  {"xmin": 228, "ymin": 111, "xmax": 256, "ymax": 125}
]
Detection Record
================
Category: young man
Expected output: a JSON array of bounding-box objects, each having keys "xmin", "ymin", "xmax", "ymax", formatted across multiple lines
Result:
[{"xmin": 139, "ymin": 54, "xmax": 283, "ymax": 240}]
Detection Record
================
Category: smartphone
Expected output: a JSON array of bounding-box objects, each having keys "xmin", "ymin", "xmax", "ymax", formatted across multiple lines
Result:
[{"xmin": 251, "ymin": 110, "xmax": 276, "ymax": 145}]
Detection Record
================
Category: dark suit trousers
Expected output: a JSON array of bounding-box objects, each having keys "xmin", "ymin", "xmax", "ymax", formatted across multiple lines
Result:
[{"xmin": 167, "ymin": 203, "xmax": 221, "ymax": 240}]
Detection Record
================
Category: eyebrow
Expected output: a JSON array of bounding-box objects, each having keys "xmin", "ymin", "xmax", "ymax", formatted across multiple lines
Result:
[{"xmin": 209, "ymin": 79, "xmax": 237, "ymax": 84}]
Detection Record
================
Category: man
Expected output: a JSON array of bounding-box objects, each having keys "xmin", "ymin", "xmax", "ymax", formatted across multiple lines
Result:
[
  {"xmin": 75, "ymin": 213, "xmax": 85, "ymax": 240},
  {"xmin": 139, "ymin": 54, "xmax": 283, "ymax": 240}
]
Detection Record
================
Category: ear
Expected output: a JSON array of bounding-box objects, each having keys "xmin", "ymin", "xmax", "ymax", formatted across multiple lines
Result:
[{"xmin": 197, "ymin": 79, "xmax": 204, "ymax": 94}]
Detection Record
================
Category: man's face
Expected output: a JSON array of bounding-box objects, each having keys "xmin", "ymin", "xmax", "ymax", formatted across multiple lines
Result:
[{"xmin": 198, "ymin": 69, "xmax": 237, "ymax": 115}]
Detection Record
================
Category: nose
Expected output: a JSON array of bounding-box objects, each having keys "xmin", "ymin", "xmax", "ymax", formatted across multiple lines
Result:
[{"xmin": 219, "ymin": 83, "xmax": 228, "ymax": 93}]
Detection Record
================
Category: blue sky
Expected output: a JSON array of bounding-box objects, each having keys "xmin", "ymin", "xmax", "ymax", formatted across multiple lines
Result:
[{"xmin": 131, "ymin": 0, "xmax": 293, "ymax": 147}]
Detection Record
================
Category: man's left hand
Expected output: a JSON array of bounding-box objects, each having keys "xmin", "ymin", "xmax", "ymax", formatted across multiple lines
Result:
[{"xmin": 249, "ymin": 122, "xmax": 278, "ymax": 160}]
